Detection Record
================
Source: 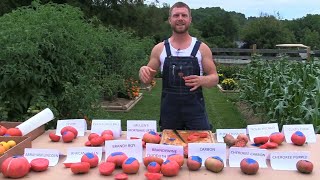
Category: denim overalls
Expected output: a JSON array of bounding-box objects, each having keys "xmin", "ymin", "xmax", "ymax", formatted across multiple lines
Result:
[{"xmin": 159, "ymin": 39, "xmax": 211, "ymax": 131}]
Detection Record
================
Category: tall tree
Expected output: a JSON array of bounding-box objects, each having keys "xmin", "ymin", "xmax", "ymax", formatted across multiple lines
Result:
[{"xmin": 241, "ymin": 15, "xmax": 295, "ymax": 49}]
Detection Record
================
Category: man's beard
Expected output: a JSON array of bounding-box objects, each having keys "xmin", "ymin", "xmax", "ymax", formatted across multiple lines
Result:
[{"xmin": 172, "ymin": 24, "xmax": 189, "ymax": 34}]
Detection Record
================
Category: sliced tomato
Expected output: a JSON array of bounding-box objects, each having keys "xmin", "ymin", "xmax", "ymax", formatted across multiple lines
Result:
[
  {"xmin": 114, "ymin": 173, "xmax": 128, "ymax": 180},
  {"xmin": 30, "ymin": 158, "xmax": 49, "ymax": 172},
  {"xmin": 84, "ymin": 140, "xmax": 91, "ymax": 146},
  {"xmin": 265, "ymin": 142, "xmax": 278, "ymax": 149},
  {"xmin": 63, "ymin": 163, "xmax": 73, "ymax": 168},
  {"xmin": 187, "ymin": 134, "xmax": 200, "ymax": 142},
  {"xmin": 199, "ymin": 132, "xmax": 208, "ymax": 138},
  {"xmin": 144, "ymin": 172, "xmax": 163, "ymax": 180}
]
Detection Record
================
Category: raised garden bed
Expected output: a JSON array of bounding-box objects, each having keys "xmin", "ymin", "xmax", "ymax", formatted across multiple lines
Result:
[
  {"xmin": 140, "ymin": 83, "xmax": 153, "ymax": 91},
  {"xmin": 217, "ymin": 84, "xmax": 240, "ymax": 93},
  {"xmin": 101, "ymin": 93, "xmax": 143, "ymax": 112}
]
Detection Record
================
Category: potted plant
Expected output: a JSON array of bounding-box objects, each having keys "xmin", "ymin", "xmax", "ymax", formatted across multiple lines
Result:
[{"xmin": 218, "ymin": 78, "xmax": 239, "ymax": 93}]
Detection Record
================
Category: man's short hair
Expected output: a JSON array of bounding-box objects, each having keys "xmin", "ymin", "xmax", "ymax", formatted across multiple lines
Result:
[{"xmin": 169, "ymin": 2, "xmax": 191, "ymax": 17}]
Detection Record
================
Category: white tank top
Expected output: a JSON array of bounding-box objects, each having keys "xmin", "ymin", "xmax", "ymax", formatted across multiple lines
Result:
[{"xmin": 160, "ymin": 37, "xmax": 203, "ymax": 75}]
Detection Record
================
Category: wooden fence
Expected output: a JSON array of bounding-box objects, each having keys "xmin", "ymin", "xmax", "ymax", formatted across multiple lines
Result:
[{"xmin": 211, "ymin": 46, "xmax": 320, "ymax": 64}]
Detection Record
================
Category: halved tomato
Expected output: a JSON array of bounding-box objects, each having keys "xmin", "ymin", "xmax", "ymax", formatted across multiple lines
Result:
[
  {"xmin": 144, "ymin": 172, "xmax": 163, "ymax": 180},
  {"xmin": 114, "ymin": 173, "xmax": 128, "ymax": 180}
]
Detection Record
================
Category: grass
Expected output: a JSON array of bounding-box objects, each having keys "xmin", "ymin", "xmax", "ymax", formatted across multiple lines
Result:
[{"xmin": 94, "ymin": 79, "xmax": 247, "ymax": 131}]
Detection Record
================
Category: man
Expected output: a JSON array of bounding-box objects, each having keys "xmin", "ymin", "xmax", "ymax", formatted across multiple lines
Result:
[{"xmin": 139, "ymin": 2, "xmax": 218, "ymax": 131}]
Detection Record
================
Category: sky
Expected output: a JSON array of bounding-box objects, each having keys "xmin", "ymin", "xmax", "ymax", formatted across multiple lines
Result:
[{"xmin": 149, "ymin": 0, "xmax": 320, "ymax": 20}]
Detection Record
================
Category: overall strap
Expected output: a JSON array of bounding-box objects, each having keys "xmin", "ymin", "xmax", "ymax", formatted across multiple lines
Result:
[
  {"xmin": 190, "ymin": 40, "xmax": 202, "ymax": 57},
  {"xmin": 164, "ymin": 39, "xmax": 172, "ymax": 57}
]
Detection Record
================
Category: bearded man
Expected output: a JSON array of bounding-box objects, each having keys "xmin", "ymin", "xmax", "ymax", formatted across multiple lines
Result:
[{"xmin": 139, "ymin": 2, "xmax": 218, "ymax": 131}]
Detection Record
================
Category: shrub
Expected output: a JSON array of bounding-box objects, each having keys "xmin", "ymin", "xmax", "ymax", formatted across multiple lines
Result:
[
  {"xmin": 0, "ymin": 2, "xmax": 153, "ymax": 126},
  {"xmin": 217, "ymin": 64, "xmax": 242, "ymax": 79}
]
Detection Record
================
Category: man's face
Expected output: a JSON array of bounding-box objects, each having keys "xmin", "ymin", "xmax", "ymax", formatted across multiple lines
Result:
[{"xmin": 169, "ymin": 7, "xmax": 192, "ymax": 34}]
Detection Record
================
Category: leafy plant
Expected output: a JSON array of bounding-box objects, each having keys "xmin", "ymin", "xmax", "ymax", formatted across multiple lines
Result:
[
  {"xmin": 0, "ymin": 2, "xmax": 153, "ymax": 124},
  {"xmin": 221, "ymin": 78, "xmax": 238, "ymax": 90},
  {"xmin": 217, "ymin": 64, "xmax": 242, "ymax": 79},
  {"xmin": 239, "ymin": 58, "xmax": 320, "ymax": 132},
  {"xmin": 218, "ymin": 73, "xmax": 225, "ymax": 84}
]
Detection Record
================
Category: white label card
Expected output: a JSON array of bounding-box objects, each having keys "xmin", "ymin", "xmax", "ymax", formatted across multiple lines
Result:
[
  {"xmin": 188, "ymin": 143, "xmax": 227, "ymax": 166},
  {"xmin": 63, "ymin": 147, "xmax": 102, "ymax": 164},
  {"xmin": 282, "ymin": 124, "xmax": 316, "ymax": 143},
  {"xmin": 270, "ymin": 151, "xmax": 310, "ymax": 170},
  {"xmin": 247, "ymin": 123, "xmax": 279, "ymax": 142},
  {"xmin": 105, "ymin": 139, "xmax": 143, "ymax": 162},
  {"xmin": 229, "ymin": 147, "xmax": 268, "ymax": 168},
  {"xmin": 145, "ymin": 143, "xmax": 183, "ymax": 160},
  {"xmin": 56, "ymin": 119, "xmax": 87, "ymax": 136},
  {"xmin": 126, "ymin": 120, "xmax": 157, "ymax": 139},
  {"xmin": 91, "ymin": 119, "xmax": 122, "ymax": 138},
  {"xmin": 24, "ymin": 148, "xmax": 60, "ymax": 166},
  {"xmin": 216, "ymin": 129, "xmax": 247, "ymax": 142}
]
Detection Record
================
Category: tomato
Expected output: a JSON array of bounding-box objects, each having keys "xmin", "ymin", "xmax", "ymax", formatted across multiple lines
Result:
[
  {"xmin": 199, "ymin": 132, "xmax": 208, "ymax": 138},
  {"xmin": 114, "ymin": 173, "xmax": 128, "ymax": 180},
  {"xmin": 30, "ymin": 158, "xmax": 49, "ymax": 172},
  {"xmin": 144, "ymin": 172, "xmax": 163, "ymax": 180},
  {"xmin": 187, "ymin": 134, "xmax": 200, "ymax": 142},
  {"xmin": 99, "ymin": 162, "xmax": 115, "ymax": 176}
]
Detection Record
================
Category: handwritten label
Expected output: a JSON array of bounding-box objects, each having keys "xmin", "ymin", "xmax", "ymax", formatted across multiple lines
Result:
[
  {"xmin": 126, "ymin": 120, "xmax": 157, "ymax": 139},
  {"xmin": 282, "ymin": 124, "xmax": 316, "ymax": 143},
  {"xmin": 145, "ymin": 143, "xmax": 183, "ymax": 160},
  {"xmin": 247, "ymin": 123, "xmax": 279, "ymax": 142},
  {"xmin": 216, "ymin": 129, "xmax": 247, "ymax": 142},
  {"xmin": 24, "ymin": 148, "xmax": 59, "ymax": 166},
  {"xmin": 56, "ymin": 119, "xmax": 87, "ymax": 136},
  {"xmin": 63, "ymin": 147, "xmax": 102, "ymax": 164},
  {"xmin": 188, "ymin": 143, "xmax": 226, "ymax": 166},
  {"xmin": 229, "ymin": 147, "xmax": 268, "ymax": 168},
  {"xmin": 91, "ymin": 119, "xmax": 122, "ymax": 138},
  {"xmin": 105, "ymin": 139, "xmax": 143, "ymax": 162},
  {"xmin": 270, "ymin": 151, "xmax": 310, "ymax": 170}
]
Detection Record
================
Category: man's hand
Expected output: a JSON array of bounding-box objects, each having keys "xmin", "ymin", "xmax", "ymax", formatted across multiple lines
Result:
[
  {"xmin": 139, "ymin": 66, "xmax": 157, "ymax": 84},
  {"xmin": 183, "ymin": 75, "xmax": 203, "ymax": 91}
]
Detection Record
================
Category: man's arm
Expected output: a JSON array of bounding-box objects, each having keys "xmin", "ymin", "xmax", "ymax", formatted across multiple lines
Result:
[
  {"xmin": 139, "ymin": 43, "xmax": 163, "ymax": 84},
  {"xmin": 199, "ymin": 42, "xmax": 219, "ymax": 88},
  {"xmin": 184, "ymin": 43, "xmax": 218, "ymax": 90}
]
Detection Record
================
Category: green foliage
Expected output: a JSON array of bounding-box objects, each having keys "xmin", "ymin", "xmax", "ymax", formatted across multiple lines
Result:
[
  {"xmin": 0, "ymin": 2, "xmax": 153, "ymax": 125},
  {"xmin": 193, "ymin": 8, "xmax": 240, "ymax": 48},
  {"xmin": 241, "ymin": 15, "xmax": 296, "ymax": 48},
  {"xmin": 221, "ymin": 78, "xmax": 238, "ymax": 90},
  {"xmin": 285, "ymin": 14, "xmax": 320, "ymax": 49},
  {"xmin": 239, "ymin": 59, "xmax": 320, "ymax": 132},
  {"xmin": 2, "ymin": 1, "xmax": 320, "ymax": 49},
  {"xmin": 0, "ymin": 3, "xmax": 101, "ymax": 122},
  {"xmin": 217, "ymin": 64, "xmax": 242, "ymax": 79}
]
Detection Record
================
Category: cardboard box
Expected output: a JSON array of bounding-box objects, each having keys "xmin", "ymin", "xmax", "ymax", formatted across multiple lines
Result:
[
  {"xmin": 0, "ymin": 121, "xmax": 45, "ymax": 140},
  {"xmin": 0, "ymin": 136, "xmax": 32, "ymax": 166}
]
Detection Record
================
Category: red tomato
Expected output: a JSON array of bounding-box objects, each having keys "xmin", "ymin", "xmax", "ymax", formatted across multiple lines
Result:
[
  {"xmin": 144, "ymin": 172, "xmax": 163, "ymax": 180},
  {"xmin": 114, "ymin": 173, "xmax": 128, "ymax": 180}
]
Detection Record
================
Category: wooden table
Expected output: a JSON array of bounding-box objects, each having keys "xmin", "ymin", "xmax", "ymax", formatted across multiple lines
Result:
[{"xmin": 25, "ymin": 130, "xmax": 320, "ymax": 180}]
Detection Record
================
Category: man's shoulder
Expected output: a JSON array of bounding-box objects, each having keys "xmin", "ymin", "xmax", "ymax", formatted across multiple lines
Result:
[{"xmin": 153, "ymin": 41, "xmax": 165, "ymax": 52}]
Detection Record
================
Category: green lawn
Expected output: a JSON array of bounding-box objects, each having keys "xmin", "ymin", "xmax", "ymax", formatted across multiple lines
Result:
[{"xmin": 94, "ymin": 79, "xmax": 247, "ymax": 131}]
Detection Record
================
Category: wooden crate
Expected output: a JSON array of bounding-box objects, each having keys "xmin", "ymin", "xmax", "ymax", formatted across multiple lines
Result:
[
  {"xmin": 160, "ymin": 129, "xmax": 215, "ymax": 146},
  {"xmin": 0, "ymin": 121, "xmax": 45, "ymax": 140},
  {"xmin": 0, "ymin": 136, "xmax": 32, "ymax": 166}
]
